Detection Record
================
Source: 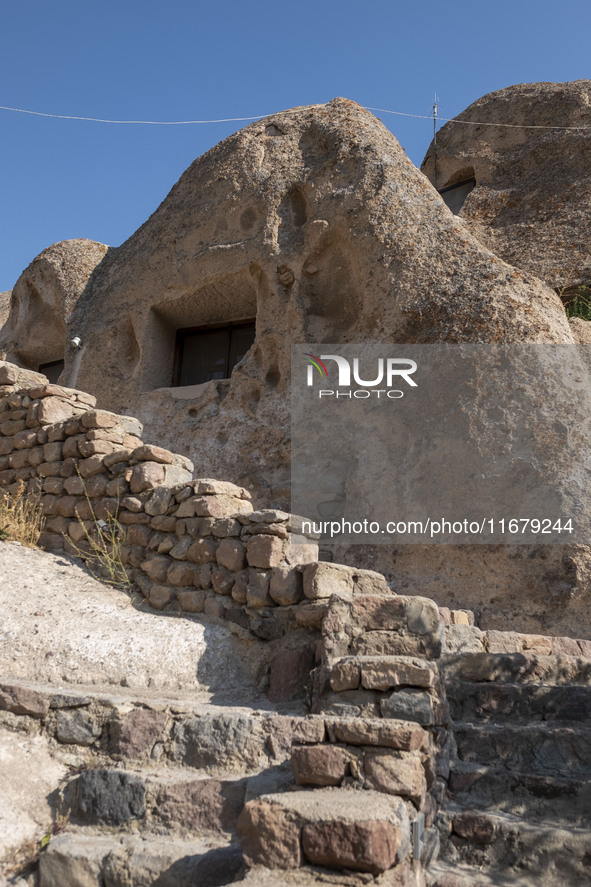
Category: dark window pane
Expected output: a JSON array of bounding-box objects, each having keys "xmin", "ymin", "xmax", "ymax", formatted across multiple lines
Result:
[
  {"xmin": 439, "ymin": 179, "xmax": 476, "ymax": 215},
  {"xmin": 179, "ymin": 329, "xmax": 229, "ymax": 385},
  {"xmin": 175, "ymin": 322, "xmax": 256, "ymax": 387},
  {"xmin": 39, "ymin": 359, "xmax": 64, "ymax": 384},
  {"xmin": 229, "ymin": 324, "xmax": 256, "ymax": 370}
]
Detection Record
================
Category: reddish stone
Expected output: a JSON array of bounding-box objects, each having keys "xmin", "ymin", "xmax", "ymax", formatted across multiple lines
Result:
[
  {"xmin": 246, "ymin": 534, "xmax": 284, "ymax": 569},
  {"xmin": 238, "ymin": 800, "xmax": 302, "ymax": 869},
  {"xmin": 302, "ymin": 819, "xmax": 401, "ymax": 874},
  {"xmin": 268, "ymin": 646, "xmax": 315, "ymax": 703},
  {"xmin": 0, "ymin": 684, "xmax": 49, "ymax": 718},
  {"xmin": 291, "ymin": 745, "xmax": 348, "ymax": 786},
  {"xmin": 111, "ymin": 709, "xmax": 168, "ymax": 757}
]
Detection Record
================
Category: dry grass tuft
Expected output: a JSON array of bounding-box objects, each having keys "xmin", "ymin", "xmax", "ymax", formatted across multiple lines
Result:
[{"xmin": 0, "ymin": 481, "xmax": 45, "ymax": 546}]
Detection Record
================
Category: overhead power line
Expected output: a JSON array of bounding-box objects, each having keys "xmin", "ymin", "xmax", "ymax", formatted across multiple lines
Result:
[{"xmin": 1, "ymin": 101, "xmax": 590, "ymax": 132}]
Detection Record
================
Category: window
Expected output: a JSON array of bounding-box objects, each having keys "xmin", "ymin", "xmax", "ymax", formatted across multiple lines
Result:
[
  {"xmin": 438, "ymin": 178, "xmax": 476, "ymax": 215},
  {"xmin": 173, "ymin": 321, "xmax": 255, "ymax": 386},
  {"xmin": 38, "ymin": 359, "xmax": 64, "ymax": 384}
]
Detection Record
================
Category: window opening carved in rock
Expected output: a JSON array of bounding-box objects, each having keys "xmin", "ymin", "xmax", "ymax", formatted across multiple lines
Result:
[
  {"xmin": 38, "ymin": 359, "xmax": 64, "ymax": 384},
  {"xmin": 173, "ymin": 321, "xmax": 255, "ymax": 386},
  {"xmin": 438, "ymin": 178, "xmax": 476, "ymax": 214}
]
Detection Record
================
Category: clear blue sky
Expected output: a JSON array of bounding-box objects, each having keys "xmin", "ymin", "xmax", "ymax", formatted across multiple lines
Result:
[{"xmin": 1, "ymin": 0, "xmax": 590, "ymax": 293}]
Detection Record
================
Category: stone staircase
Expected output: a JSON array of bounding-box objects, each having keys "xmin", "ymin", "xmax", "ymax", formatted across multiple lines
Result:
[{"xmin": 429, "ymin": 640, "xmax": 591, "ymax": 887}]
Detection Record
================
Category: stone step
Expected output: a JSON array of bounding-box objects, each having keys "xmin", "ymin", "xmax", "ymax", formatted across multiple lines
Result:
[
  {"xmin": 427, "ymin": 859, "xmax": 554, "ymax": 886},
  {"xmin": 442, "ymin": 651, "xmax": 591, "ymax": 686},
  {"xmin": 60, "ymin": 763, "xmax": 296, "ymax": 836},
  {"xmin": 440, "ymin": 807, "xmax": 591, "ymax": 886},
  {"xmin": 238, "ymin": 787, "xmax": 412, "ymax": 876},
  {"xmin": 453, "ymin": 722, "xmax": 591, "ymax": 779},
  {"xmin": 447, "ymin": 680, "xmax": 591, "ymax": 725},
  {"xmin": 37, "ymin": 831, "xmax": 243, "ymax": 887},
  {"xmin": 0, "ymin": 677, "xmax": 327, "ymax": 769},
  {"xmin": 448, "ymin": 760, "xmax": 591, "ymax": 827}
]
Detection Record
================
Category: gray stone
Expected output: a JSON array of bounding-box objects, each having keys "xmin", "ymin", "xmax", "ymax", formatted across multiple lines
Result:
[
  {"xmin": 172, "ymin": 714, "xmax": 260, "ymax": 770},
  {"xmin": 380, "ymin": 689, "xmax": 434, "ymax": 726},
  {"xmin": 56, "ymin": 710, "xmax": 102, "ymax": 745},
  {"xmin": 73, "ymin": 769, "xmax": 145, "ymax": 825}
]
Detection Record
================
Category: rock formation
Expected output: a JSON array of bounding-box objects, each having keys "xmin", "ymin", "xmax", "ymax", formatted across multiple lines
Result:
[
  {"xmin": 0, "ymin": 239, "xmax": 108, "ymax": 377},
  {"xmin": 421, "ymin": 80, "xmax": 591, "ymax": 292},
  {"xmin": 0, "ymin": 291, "xmax": 10, "ymax": 338},
  {"xmin": 61, "ymin": 97, "xmax": 572, "ymax": 506},
  {"xmin": 1, "ymin": 94, "xmax": 589, "ymax": 636}
]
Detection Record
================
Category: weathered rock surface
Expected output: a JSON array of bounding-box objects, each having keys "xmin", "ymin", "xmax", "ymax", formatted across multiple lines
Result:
[
  {"xmin": 421, "ymin": 80, "xmax": 591, "ymax": 291},
  {"xmin": 0, "ymin": 239, "xmax": 108, "ymax": 376},
  {"xmin": 58, "ymin": 98, "xmax": 572, "ymax": 508},
  {"xmin": 0, "ymin": 541, "xmax": 268, "ymax": 699},
  {"xmin": 0, "ymin": 291, "xmax": 10, "ymax": 336}
]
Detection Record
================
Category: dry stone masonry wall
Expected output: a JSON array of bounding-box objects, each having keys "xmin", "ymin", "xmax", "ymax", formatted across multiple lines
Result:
[{"xmin": 0, "ymin": 356, "xmax": 455, "ymax": 882}]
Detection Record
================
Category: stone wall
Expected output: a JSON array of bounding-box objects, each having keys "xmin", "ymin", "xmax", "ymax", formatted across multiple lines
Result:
[{"xmin": 0, "ymin": 356, "xmax": 453, "ymax": 880}]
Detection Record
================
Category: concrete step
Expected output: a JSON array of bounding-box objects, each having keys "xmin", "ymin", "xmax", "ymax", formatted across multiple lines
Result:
[
  {"xmin": 448, "ymin": 760, "xmax": 591, "ymax": 827},
  {"xmin": 442, "ymin": 652, "xmax": 591, "ymax": 686},
  {"xmin": 453, "ymin": 722, "xmax": 591, "ymax": 779},
  {"xmin": 37, "ymin": 831, "xmax": 244, "ymax": 887},
  {"xmin": 439, "ymin": 807, "xmax": 591, "ymax": 886},
  {"xmin": 447, "ymin": 680, "xmax": 591, "ymax": 725}
]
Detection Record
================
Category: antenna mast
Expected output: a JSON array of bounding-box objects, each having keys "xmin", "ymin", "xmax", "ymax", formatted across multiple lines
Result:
[{"xmin": 433, "ymin": 94, "xmax": 438, "ymax": 189}]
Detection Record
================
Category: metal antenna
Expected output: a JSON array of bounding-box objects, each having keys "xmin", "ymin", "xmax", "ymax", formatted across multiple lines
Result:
[{"xmin": 433, "ymin": 94, "xmax": 438, "ymax": 188}]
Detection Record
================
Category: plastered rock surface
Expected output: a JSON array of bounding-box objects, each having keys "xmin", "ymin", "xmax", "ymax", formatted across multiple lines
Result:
[
  {"xmin": 421, "ymin": 80, "xmax": 591, "ymax": 291},
  {"xmin": 60, "ymin": 97, "xmax": 572, "ymax": 505}
]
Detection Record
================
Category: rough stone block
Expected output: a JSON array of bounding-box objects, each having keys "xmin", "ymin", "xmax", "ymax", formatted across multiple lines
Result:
[
  {"xmin": 177, "ymin": 589, "xmax": 207, "ymax": 613},
  {"xmin": 133, "ymin": 444, "xmax": 174, "ymax": 464},
  {"xmin": 269, "ymin": 566, "xmax": 303, "ymax": 606},
  {"xmin": 216, "ymin": 537, "xmax": 246, "ymax": 571},
  {"xmin": 37, "ymin": 397, "xmax": 76, "ymax": 425},
  {"xmin": 302, "ymin": 819, "xmax": 401, "ymax": 874},
  {"xmin": 145, "ymin": 486, "xmax": 173, "ymax": 516},
  {"xmin": 380, "ymin": 689, "xmax": 434, "ymax": 726},
  {"xmin": 73, "ymin": 769, "xmax": 145, "ymax": 825},
  {"xmin": 130, "ymin": 461, "xmax": 165, "ymax": 493},
  {"xmin": 111, "ymin": 709, "xmax": 168, "ymax": 758},
  {"xmin": 140, "ymin": 556, "xmax": 171, "ymax": 582},
  {"xmin": 268, "ymin": 646, "xmax": 315, "ymax": 703},
  {"xmin": 0, "ymin": 683, "xmax": 49, "ymax": 718},
  {"xmin": 156, "ymin": 777, "xmax": 246, "ymax": 834},
  {"xmin": 247, "ymin": 534, "xmax": 284, "ymax": 569},
  {"xmin": 172, "ymin": 714, "xmax": 259, "ymax": 770},
  {"xmin": 360, "ymin": 657, "xmax": 436, "ymax": 691},
  {"xmin": 149, "ymin": 585, "xmax": 175, "ymax": 609},
  {"xmin": 212, "ymin": 567, "xmax": 234, "ymax": 595},
  {"xmin": 303, "ymin": 562, "xmax": 356, "ymax": 600},
  {"xmin": 452, "ymin": 810, "xmax": 497, "ymax": 844},
  {"xmin": 167, "ymin": 562, "xmax": 198, "ymax": 587},
  {"xmin": 291, "ymin": 745, "xmax": 349, "ymax": 786},
  {"xmin": 364, "ymin": 752, "xmax": 426, "ymax": 804},
  {"xmin": 80, "ymin": 409, "xmax": 120, "ymax": 429},
  {"xmin": 187, "ymin": 537, "xmax": 218, "ymax": 564},
  {"xmin": 246, "ymin": 570, "xmax": 272, "ymax": 608},
  {"xmin": 332, "ymin": 718, "xmax": 427, "ymax": 751},
  {"xmin": 238, "ymin": 799, "xmax": 302, "ymax": 869},
  {"xmin": 56, "ymin": 710, "xmax": 102, "ymax": 746}
]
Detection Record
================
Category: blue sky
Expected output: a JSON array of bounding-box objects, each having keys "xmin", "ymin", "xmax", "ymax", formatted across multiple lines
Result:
[{"xmin": 1, "ymin": 0, "xmax": 590, "ymax": 293}]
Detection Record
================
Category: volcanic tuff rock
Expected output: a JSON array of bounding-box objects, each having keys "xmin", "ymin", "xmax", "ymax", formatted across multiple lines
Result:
[
  {"xmin": 421, "ymin": 80, "xmax": 591, "ymax": 291},
  {"xmin": 0, "ymin": 291, "xmax": 10, "ymax": 336},
  {"xmin": 0, "ymin": 238, "xmax": 108, "ymax": 375},
  {"xmin": 57, "ymin": 97, "xmax": 573, "ymax": 505}
]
